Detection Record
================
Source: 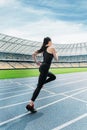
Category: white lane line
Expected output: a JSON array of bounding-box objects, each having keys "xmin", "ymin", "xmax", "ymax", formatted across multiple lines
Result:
[
  {"xmin": 0, "ymin": 88, "xmax": 33, "ymax": 95},
  {"xmin": 0, "ymin": 85, "xmax": 29, "ymax": 91},
  {"xmin": 0, "ymin": 83, "xmax": 54, "ymax": 96},
  {"xmin": 0, "ymin": 83, "xmax": 34, "ymax": 90},
  {"xmin": 0, "ymin": 84, "xmax": 33, "ymax": 89},
  {"xmin": 0, "ymin": 88, "xmax": 54, "ymax": 101},
  {"xmin": 0, "ymin": 88, "xmax": 86, "ymax": 126},
  {"xmin": 0, "ymin": 84, "xmax": 13, "ymax": 89},
  {"xmin": 0, "ymin": 87, "xmax": 87, "ymax": 109},
  {"xmin": 25, "ymin": 84, "xmax": 35, "ymax": 89},
  {"xmin": 62, "ymin": 93, "xmax": 87, "ymax": 104},
  {"xmin": 0, "ymin": 86, "xmax": 56, "ymax": 101},
  {"xmin": 52, "ymin": 113, "xmax": 87, "ymax": 130},
  {"xmin": 43, "ymin": 89, "xmax": 56, "ymax": 95},
  {"xmin": 0, "ymin": 76, "xmax": 84, "ymax": 88},
  {"xmin": 47, "ymin": 78, "xmax": 87, "ymax": 90},
  {"xmin": 56, "ymin": 77, "xmax": 82, "ymax": 81},
  {"xmin": 0, "ymin": 94, "xmax": 60, "ymax": 109},
  {"xmin": 25, "ymin": 83, "xmax": 56, "ymax": 95},
  {"xmin": 0, "ymin": 86, "xmax": 54, "ymax": 95},
  {"xmin": 0, "ymin": 83, "xmax": 87, "ymax": 101},
  {"xmin": 0, "ymin": 76, "xmax": 86, "ymax": 93},
  {"xmin": 15, "ymin": 75, "xmax": 86, "ymax": 86},
  {"xmin": 0, "ymin": 82, "xmax": 23, "ymax": 89},
  {"xmin": 0, "ymin": 81, "xmax": 29, "ymax": 87},
  {"xmin": 0, "ymin": 91, "xmax": 33, "ymax": 101},
  {"xmin": 0, "ymin": 77, "xmax": 86, "ymax": 95}
]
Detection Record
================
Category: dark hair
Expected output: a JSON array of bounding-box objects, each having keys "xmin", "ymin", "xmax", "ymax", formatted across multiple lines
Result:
[{"xmin": 37, "ymin": 37, "xmax": 51, "ymax": 53}]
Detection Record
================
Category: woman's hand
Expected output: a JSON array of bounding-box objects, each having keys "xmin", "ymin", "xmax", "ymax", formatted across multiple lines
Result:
[
  {"xmin": 32, "ymin": 51, "xmax": 42, "ymax": 66},
  {"xmin": 36, "ymin": 62, "xmax": 41, "ymax": 66}
]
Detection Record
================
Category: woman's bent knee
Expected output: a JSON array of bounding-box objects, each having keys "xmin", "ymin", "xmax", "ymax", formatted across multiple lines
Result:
[
  {"xmin": 54, "ymin": 75, "xmax": 56, "ymax": 80},
  {"xmin": 52, "ymin": 75, "xmax": 56, "ymax": 80}
]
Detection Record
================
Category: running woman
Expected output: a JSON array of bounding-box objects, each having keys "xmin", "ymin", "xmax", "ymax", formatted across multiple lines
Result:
[{"xmin": 26, "ymin": 37, "xmax": 58, "ymax": 113}]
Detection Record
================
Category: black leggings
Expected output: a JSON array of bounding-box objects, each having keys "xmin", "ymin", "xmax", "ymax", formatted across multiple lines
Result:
[{"xmin": 31, "ymin": 64, "xmax": 56, "ymax": 101}]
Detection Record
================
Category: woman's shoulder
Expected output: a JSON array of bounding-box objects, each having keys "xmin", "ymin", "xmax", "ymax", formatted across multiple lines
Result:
[
  {"xmin": 48, "ymin": 45, "xmax": 55, "ymax": 49},
  {"xmin": 47, "ymin": 46, "xmax": 56, "ymax": 54},
  {"xmin": 48, "ymin": 46, "xmax": 56, "ymax": 51}
]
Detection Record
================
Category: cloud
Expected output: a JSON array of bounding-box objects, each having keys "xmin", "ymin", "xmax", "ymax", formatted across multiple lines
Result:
[
  {"xmin": 20, "ymin": 0, "xmax": 87, "ymax": 23},
  {"xmin": 0, "ymin": 0, "xmax": 87, "ymax": 44},
  {"xmin": 0, "ymin": 0, "xmax": 16, "ymax": 7},
  {"xmin": 2, "ymin": 18, "xmax": 87, "ymax": 44}
]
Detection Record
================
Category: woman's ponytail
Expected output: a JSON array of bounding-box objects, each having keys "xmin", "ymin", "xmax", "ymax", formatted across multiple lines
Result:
[{"xmin": 37, "ymin": 37, "xmax": 51, "ymax": 53}]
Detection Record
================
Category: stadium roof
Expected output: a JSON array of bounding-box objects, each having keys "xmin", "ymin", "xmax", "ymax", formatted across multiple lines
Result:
[{"xmin": 0, "ymin": 33, "xmax": 87, "ymax": 56}]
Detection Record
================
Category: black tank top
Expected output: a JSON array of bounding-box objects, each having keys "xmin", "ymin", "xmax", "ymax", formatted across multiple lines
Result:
[{"xmin": 43, "ymin": 50, "xmax": 53, "ymax": 66}]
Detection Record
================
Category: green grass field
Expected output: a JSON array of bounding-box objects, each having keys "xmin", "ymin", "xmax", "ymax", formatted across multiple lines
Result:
[{"xmin": 0, "ymin": 68, "xmax": 87, "ymax": 79}]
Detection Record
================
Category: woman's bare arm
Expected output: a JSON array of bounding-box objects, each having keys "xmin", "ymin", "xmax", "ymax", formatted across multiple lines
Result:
[
  {"xmin": 32, "ymin": 51, "xmax": 42, "ymax": 66},
  {"xmin": 52, "ymin": 48, "xmax": 58, "ymax": 61},
  {"xmin": 32, "ymin": 51, "xmax": 38, "ymax": 63}
]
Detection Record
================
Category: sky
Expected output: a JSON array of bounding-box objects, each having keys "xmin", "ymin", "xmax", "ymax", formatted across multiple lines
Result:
[{"xmin": 0, "ymin": 0, "xmax": 87, "ymax": 44}]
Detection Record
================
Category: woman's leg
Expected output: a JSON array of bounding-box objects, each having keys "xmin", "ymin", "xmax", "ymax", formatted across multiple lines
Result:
[
  {"xmin": 31, "ymin": 72, "xmax": 48, "ymax": 102},
  {"xmin": 26, "ymin": 65, "xmax": 49, "ymax": 112},
  {"xmin": 26, "ymin": 71, "xmax": 48, "ymax": 112},
  {"xmin": 44, "ymin": 72, "xmax": 56, "ymax": 84}
]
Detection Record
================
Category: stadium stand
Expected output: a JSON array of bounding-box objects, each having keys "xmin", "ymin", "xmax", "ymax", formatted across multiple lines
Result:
[
  {"xmin": 0, "ymin": 33, "xmax": 87, "ymax": 69},
  {"xmin": 0, "ymin": 61, "xmax": 13, "ymax": 69}
]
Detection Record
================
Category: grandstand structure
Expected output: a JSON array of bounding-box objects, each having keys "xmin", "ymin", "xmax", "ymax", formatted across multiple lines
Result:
[{"xmin": 0, "ymin": 33, "xmax": 87, "ymax": 69}]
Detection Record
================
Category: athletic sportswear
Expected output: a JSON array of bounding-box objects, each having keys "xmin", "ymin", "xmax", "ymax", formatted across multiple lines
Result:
[{"xmin": 31, "ymin": 49, "xmax": 56, "ymax": 101}]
